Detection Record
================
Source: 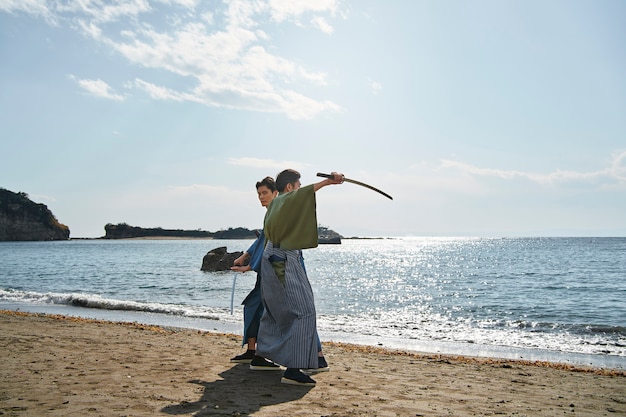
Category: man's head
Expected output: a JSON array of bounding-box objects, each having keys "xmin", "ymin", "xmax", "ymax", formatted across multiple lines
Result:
[
  {"xmin": 256, "ymin": 176, "xmax": 278, "ymax": 208},
  {"xmin": 275, "ymin": 169, "xmax": 301, "ymax": 193}
]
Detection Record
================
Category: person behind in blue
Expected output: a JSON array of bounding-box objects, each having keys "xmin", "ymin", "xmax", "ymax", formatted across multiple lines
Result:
[{"xmin": 230, "ymin": 176, "xmax": 281, "ymax": 370}]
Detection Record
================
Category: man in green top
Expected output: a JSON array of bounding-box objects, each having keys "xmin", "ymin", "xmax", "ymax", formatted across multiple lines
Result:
[{"xmin": 256, "ymin": 169, "xmax": 345, "ymax": 386}]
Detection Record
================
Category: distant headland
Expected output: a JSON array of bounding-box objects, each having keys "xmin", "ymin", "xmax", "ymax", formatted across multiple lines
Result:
[
  {"xmin": 0, "ymin": 187, "xmax": 344, "ymax": 243},
  {"xmin": 103, "ymin": 223, "xmax": 253, "ymax": 239},
  {"xmin": 103, "ymin": 223, "xmax": 343, "ymax": 244},
  {"xmin": 0, "ymin": 188, "xmax": 70, "ymax": 241}
]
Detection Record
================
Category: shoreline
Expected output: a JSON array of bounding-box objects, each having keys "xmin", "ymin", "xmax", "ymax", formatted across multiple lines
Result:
[
  {"xmin": 2, "ymin": 310, "xmax": 623, "ymax": 376},
  {"xmin": 2, "ymin": 301, "xmax": 625, "ymax": 371},
  {"xmin": 69, "ymin": 236, "xmax": 218, "ymax": 240},
  {"xmin": 2, "ymin": 310, "xmax": 625, "ymax": 416},
  {"xmin": 66, "ymin": 236, "xmax": 394, "ymax": 240}
]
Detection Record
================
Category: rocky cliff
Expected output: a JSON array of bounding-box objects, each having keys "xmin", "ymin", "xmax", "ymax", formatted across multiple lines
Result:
[{"xmin": 0, "ymin": 188, "xmax": 70, "ymax": 241}]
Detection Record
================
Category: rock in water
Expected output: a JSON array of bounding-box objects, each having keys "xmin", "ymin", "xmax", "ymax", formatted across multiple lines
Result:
[{"xmin": 201, "ymin": 246, "xmax": 244, "ymax": 271}]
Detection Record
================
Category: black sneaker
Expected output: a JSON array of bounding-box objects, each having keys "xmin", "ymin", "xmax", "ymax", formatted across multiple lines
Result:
[
  {"xmin": 302, "ymin": 356, "xmax": 330, "ymax": 374},
  {"xmin": 281, "ymin": 368, "xmax": 316, "ymax": 386},
  {"xmin": 230, "ymin": 350, "xmax": 256, "ymax": 363},
  {"xmin": 317, "ymin": 356, "xmax": 330, "ymax": 371},
  {"xmin": 249, "ymin": 355, "xmax": 281, "ymax": 371}
]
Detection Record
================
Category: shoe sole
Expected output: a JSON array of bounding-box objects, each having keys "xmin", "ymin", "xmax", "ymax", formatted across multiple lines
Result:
[
  {"xmin": 230, "ymin": 359, "xmax": 253, "ymax": 364},
  {"xmin": 302, "ymin": 367, "xmax": 329, "ymax": 375},
  {"xmin": 281, "ymin": 377, "xmax": 316, "ymax": 386},
  {"xmin": 250, "ymin": 365, "xmax": 283, "ymax": 371}
]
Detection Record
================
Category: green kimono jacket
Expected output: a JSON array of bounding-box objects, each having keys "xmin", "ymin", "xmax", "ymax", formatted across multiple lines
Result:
[{"xmin": 263, "ymin": 184, "xmax": 318, "ymax": 250}]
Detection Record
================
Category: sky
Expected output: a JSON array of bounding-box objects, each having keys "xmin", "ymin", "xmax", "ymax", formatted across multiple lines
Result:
[{"xmin": 1, "ymin": 0, "xmax": 625, "ymax": 238}]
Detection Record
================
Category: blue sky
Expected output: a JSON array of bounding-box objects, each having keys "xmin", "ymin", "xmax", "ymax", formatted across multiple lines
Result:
[{"xmin": 1, "ymin": 0, "xmax": 625, "ymax": 238}]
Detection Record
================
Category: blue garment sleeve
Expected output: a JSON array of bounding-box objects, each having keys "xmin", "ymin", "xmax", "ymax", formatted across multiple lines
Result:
[
  {"xmin": 246, "ymin": 236, "xmax": 259, "ymax": 258},
  {"xmin": 247, "ymin": 230, "xmax": 265, "ymax": 273}
]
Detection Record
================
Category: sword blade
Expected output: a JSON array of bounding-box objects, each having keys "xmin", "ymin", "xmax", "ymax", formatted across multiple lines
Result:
[
  {"xmin": 230, "ymin": 273, "xmax": 238, "ymax": 315},
  {"xmin": 344, "ymin": 178, "xmax": 393, "ymax": 200},
  {"xmin": 316, "ymin": 173, "xmax": 393, "ymax": 200}
]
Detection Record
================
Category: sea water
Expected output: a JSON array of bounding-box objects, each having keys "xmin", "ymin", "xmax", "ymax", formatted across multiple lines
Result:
[{"xmin": 1, "ymin": 237, "xmax": 624, "ymax": 369}]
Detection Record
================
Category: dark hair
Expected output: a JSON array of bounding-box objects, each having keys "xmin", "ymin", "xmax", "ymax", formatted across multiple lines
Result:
[
  {"xmin": 256, "ymin": 176, "xmax": 277, "ymax": 192},
  {"xmin": 275, "ymin": 169, "xmax": 301, "ymax": 192}
]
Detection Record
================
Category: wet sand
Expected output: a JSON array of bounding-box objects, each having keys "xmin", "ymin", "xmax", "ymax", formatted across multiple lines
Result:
[{"xmin": 1, "ymin": 310, "xmax": 624, "ymax": 416}]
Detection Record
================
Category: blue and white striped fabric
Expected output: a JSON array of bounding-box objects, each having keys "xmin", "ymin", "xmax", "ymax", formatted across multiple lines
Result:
[{"xmin": 256, "ymin": 240, "xmax": 319, "ymax": 369}]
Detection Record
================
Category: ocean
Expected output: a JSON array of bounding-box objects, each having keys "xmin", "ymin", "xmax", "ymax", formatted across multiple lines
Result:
[{"xmin": 1, "ymin": 237, "xmax": 624, "ymax": 370}]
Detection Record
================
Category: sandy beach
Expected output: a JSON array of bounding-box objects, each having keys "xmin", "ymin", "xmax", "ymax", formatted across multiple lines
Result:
[{"xmin": 1, "ymin": 310, "xmax": 624, "ymax": 417}]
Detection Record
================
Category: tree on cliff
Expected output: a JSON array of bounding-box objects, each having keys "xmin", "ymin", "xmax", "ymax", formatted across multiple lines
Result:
[{"xmin": 0, "ymin": 188, "xmax": 70, "ymax": 241}]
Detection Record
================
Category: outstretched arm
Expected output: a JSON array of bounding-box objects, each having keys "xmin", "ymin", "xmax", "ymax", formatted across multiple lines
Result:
[
  {"xmin": 231, "ymin": 252, "xmax": 252, "ymax": 272},
  {"xmin": 313, "ymin": 172, "xmax": 344, "ymax": 192},
  {"xmin": 231, "ymin": 264, "xmax": 252, "ymax": 272},
  {"xmin": 232, "ymin": 252, "xmax": 249, "ymax": 266}
]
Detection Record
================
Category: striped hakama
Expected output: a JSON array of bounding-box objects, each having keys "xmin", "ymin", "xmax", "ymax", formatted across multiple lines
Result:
[{"xmin": 256, "ymin": 240, "xmax": 319, "ymax": 369}]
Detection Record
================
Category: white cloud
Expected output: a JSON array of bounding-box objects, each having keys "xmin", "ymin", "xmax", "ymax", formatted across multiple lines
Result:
[
  {"xmin": 5, "ymin": 0, "xmax": 341, "ymax": 120},
  {"xmin": 167, "ymin": 0, "xmax": 199, "ymax": 9},
  {"xmin": 109, "ymin": 22, "xmax": 340, "ymax": 118},
  {"xmin": 71, "ymin": 76, "xmax": 125, "ymax": 101},
  {"xmin": 311, "ymin": 16, "xmax": 334, "ymax": 34},
  {"xmin": 440, "ymin": 150, "xmax": 626, "ymax": 185},
  {"xmin": 268, "ymin": 0, "xmax": 338, "ymax": 23},
  {"xmin": 166, "ymin": 183, "xmax": 231, "ymax": 196},
  {"xmin": 58, "ymin": 0, "xmax": 152, "ymax": 25},
  {"xmin": 369, "ymin": 80, "xmax": 382, "ymax": 95},
  {"xmin": 0, "ymin": 0, "xmax": 57, "ymax": 25},
  {"xmin": 77, "ymin": 20, "xmax": 102, "ymax": 39},
  {"xmin": 608, "ymin": 150, "xmax": 626, "ymax": 181},
  {"xmin": 199, "ymin": 10, "xmax": 214, "ymax": 25},
  {"xmin": 132, "ymin": 78, "xmax": 201, "ymax": 102}
]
